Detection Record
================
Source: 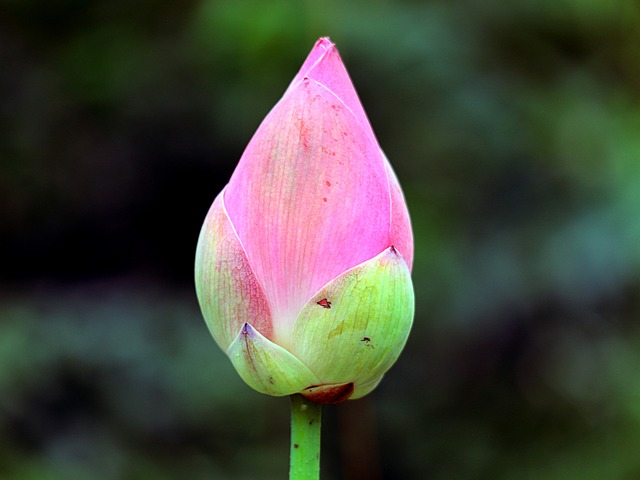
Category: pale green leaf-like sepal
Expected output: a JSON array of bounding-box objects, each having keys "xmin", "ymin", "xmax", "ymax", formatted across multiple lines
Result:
[
  {"xmin": 290, "ymin": 247, "xmax": 414, "ymax": 399},
  {"xmin": 227, "ymin": 323, "xmax": 321, "ymax": 396}
]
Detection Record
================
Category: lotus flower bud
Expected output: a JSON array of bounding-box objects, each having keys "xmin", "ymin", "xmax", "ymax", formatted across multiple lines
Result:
[{"xmin": 195, "ymin": 37, "xmax": 414, "ymax": 404}]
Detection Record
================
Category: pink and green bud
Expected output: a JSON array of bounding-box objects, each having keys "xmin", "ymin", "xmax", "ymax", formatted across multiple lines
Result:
[{"xmin": 195, "ymin": 37, "xmax": 414, "ymax": 404}]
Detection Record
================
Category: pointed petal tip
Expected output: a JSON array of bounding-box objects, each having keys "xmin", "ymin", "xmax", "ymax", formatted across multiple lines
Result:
[
  {"xmin": 383, "ymin": 245, "xmax": 404, "ymax": 263},
  {"xmin": 237, "ymin": 322, "xmax": 257, "ymax": 348},
  {"xmin": 316, "ymin": 37, "xmax": 334, "ymax": 49},
  {"xmin": 241, "ymin": 322, "xmax": 251, "ymax": 335},
  {"xmin": 227, "ymin": 323, "xmax": 320, "ymax": 397},
  {"xmin": 386, "ymin": 244, "xmax": 412, "ymax": 269}
]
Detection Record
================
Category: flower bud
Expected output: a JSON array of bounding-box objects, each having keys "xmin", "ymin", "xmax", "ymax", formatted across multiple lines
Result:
[{"xmin": 195, "ymin": 37, "xmax": 414, "ymax": 404}]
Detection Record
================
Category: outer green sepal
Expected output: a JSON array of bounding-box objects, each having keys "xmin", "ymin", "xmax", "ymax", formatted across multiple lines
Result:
[
  {"xmin": 290, "ymin": 246, "xmax": 414, "ymax": 399},
  {"xmin": 227, "ymin": 323, "xmax": 321, "ymax": 396}
]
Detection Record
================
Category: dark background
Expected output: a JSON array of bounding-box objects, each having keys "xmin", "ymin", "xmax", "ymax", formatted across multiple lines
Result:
[{"xmin": 1, "ymin": 0, "xmax": 639, "ymax": 478}]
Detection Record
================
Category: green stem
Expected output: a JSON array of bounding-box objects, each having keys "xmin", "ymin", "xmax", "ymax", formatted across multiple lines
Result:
[{"xmin": 289, "ymin": 394, "xmax": 323, "ymax": 480}]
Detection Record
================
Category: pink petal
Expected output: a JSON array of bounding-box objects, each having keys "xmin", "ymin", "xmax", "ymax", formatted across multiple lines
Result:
[
  {"xmin": 224, "ymin": 77, "xmax": 392, "ymax": 346},
  {"xmin": 288, "ymin": 38, "xmax": 412, "ymax": 270},
  {"xmin": 195, "ymin": 191, "xmax": 273, "ymax": 348},
  {"xmin": 284, "ymin": 37, "xmax": 376, "ymax": 147},
  {"xmin": 386, "ymin": 159, "xmax": 414, "ymax": 271}
]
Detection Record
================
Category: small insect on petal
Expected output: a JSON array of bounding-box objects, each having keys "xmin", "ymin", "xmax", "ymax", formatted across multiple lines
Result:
[{"xmin": 317, "ymin": 298, "xmax": 331, "ymax": 309}]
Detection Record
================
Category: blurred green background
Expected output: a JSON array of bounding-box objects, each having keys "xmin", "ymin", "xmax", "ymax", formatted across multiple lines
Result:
[{"xmin": 1, "ymin": 0, "xmax": 639, "ymax": 478}]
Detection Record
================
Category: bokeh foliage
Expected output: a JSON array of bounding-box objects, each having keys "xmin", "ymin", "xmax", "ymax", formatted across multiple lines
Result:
[{"xmin": 1, "ymin": 0, "xmax": 639, "ymax": 478}]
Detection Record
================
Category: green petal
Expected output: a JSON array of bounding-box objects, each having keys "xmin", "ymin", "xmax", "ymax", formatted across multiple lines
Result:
[
  {"xmin": 349, "ymin": 377, "xmax": 382, "ymax": 400},
  {"xmin": 227, "ymin": 323, "xmax": 320, "ymax": 396},
  {"xmin": 290, "ymin": 247, "xmax": 414, "ymax": 399},
  {"xmin": 195, "ymin": 192, "xmax": 273, "ymax": 350}
]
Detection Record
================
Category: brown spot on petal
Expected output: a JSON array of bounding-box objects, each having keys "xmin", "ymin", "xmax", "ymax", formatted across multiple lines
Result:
[
  {"xmin": 317, "ymin": 298, "xmax": 331, "ymax": 309},
  {"xmin": 325, "ymin": 180, "xmax": 331, "ymax": 187},
  {"xmin": 302, "ymin": 383, "xmax": 354, "ymax": 404}
]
